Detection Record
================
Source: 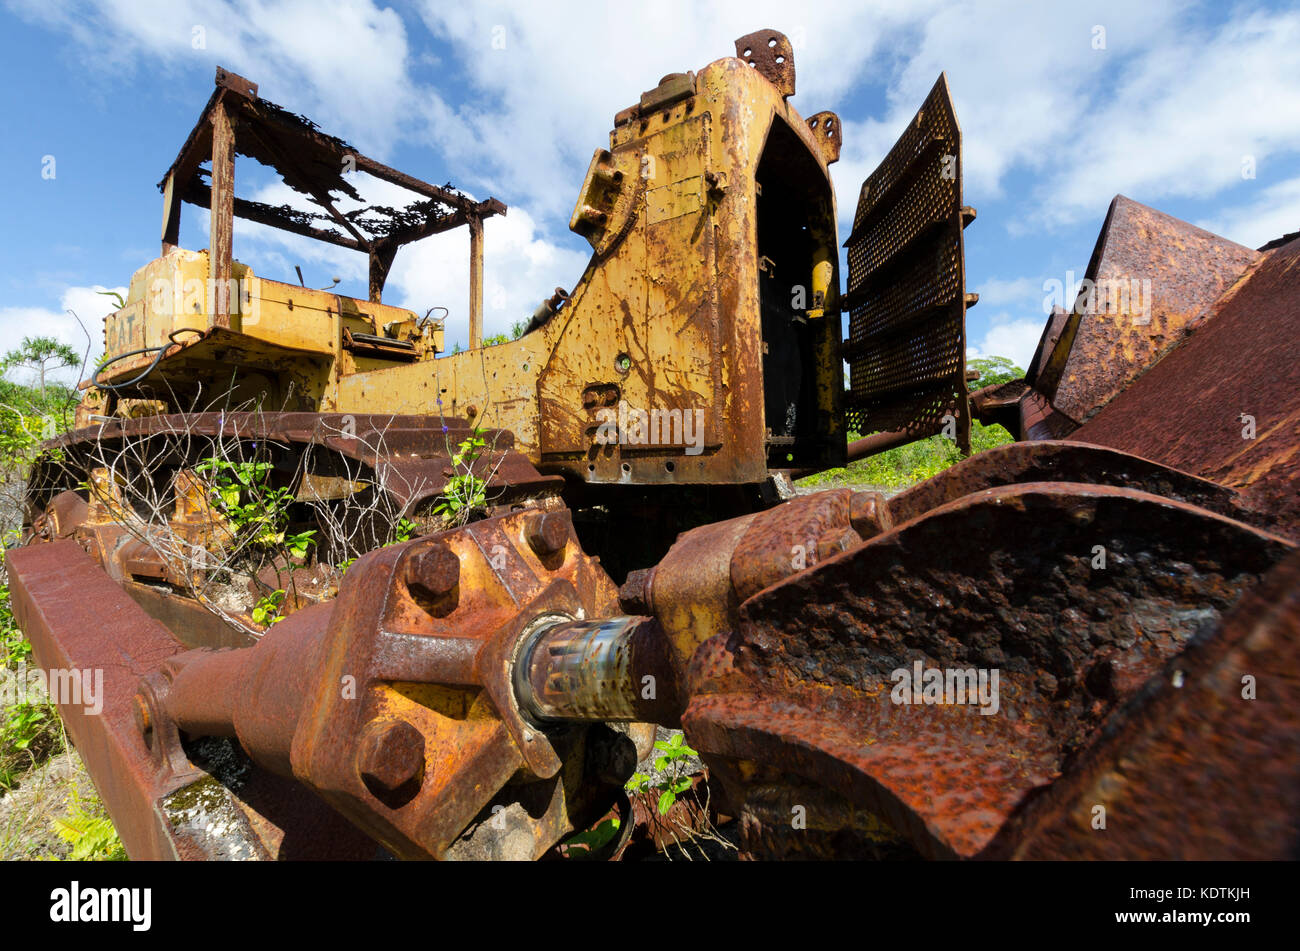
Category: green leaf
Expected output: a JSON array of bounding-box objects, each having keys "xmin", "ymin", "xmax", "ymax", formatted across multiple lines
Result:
[{"xmin": 657, "ymin": 790, "xmax": 676, "ymax": 815}]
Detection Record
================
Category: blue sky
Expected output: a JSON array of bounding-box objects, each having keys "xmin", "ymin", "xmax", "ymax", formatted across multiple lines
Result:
[{"xmin": 2, "ymin": 0, "xmax": 1298, "ymax": 387}]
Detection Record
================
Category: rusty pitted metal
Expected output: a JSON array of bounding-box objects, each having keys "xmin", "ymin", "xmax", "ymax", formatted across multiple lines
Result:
[
  {"xmin": 642, "ymin": 490, "xmax": 869, "ymax": 685},
  {"xmin": 734, "ymin": 29, "xmax": 796, "ymax": 98},
  {"xmin": 131, "ymin": 508, "xmax": 647, "ymax": 859},
  {"xmin": 3, "ymin": 541, "xmax": 375, "ymax": 860},
  {"xmin": 1073, "ymin": 234, "xmax": 1300, "ymax": 539},
  {"xmin": 1048, "ymin": 196, "xmax": 1261, "ymax": 424},
  {"xmin": 681, "ymin": 483, "xmax": 1294, "ymax": 858},
  {"xmin": 1006, "ymin": 548, "xmax": 1300, "ymax": 859},
  {"xmin": 887, "ymin": 439, "xmax": 1277, "ymax": 531}
]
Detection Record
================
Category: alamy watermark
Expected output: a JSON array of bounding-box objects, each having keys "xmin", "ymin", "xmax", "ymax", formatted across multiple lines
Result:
[
  {"xmin": 146, "ymin": 276, "xmax": 258, "ymax": 319},
  {"xmin": 594, "ymin": 401, "xmax": 705, "ymax": 456},
  {"xmin": 1043, "ymin": 270, "xmax": 1152, "ymax": 324},
  {"xmin": 890, "ymin": 661, "xmax": 1000, "ymax": 716},
  {"xmin": 0, "ymin": 664, "xmax": 103, "ymax": 716}
]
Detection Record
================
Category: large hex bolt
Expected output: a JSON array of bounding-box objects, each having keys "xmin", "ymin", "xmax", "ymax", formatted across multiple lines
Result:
[
  {"xmin": 849, "ymin": 490, "xmax": 892, "ymax": 540},
  {"xmin": 525, "ymin": 512, "xmax": 568, "ymax": 558},
  {"xmin": 619, "ymin": 567, "xmax": 654, "ymax": 614},
  {"xmin": 357, "ymin": 719, "xmax": 426, "ymax": 808},
  {"xmin": 404, "ymin": 541, "xmax": 460, "ymax": 608}
]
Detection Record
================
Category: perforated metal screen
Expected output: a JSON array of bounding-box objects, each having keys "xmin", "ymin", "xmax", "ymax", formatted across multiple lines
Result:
[{"xmin": 843, "ymin": 74, "xmax": 971, "ymax": 451}]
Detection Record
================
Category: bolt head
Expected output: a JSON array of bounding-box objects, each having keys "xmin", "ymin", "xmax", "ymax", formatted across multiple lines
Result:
[
  {"xmin": 405, "ymin": 542, "xmax": 460, "ymax": 602},
  {"xmin": 357, "ymin": 719, "xmax": 426, "ymax": 804},
  {"xmin": 525, "ymin": 512, "xmax": 568, "ymax": 558}
]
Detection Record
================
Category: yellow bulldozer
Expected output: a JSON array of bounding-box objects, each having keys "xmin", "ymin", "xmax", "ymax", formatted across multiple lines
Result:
[{"xmin": 7, "ymin": 29, "xmax": 1298, "ymax": 861}]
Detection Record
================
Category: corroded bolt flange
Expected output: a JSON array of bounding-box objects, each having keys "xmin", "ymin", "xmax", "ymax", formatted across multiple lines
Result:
[
  {"xmin": 357, "ymin": 719, "xmax": 426, "ymax": 806},
  {"xmin": 404, "ymin": 542, "xmax": 460, "ymax": 603},
  {"xmin": 525, "ymin": 512, "xmax": 568, "ymax": 558}
]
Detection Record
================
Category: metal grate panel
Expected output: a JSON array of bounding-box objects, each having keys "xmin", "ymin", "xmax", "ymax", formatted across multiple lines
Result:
[{"xmin": 844, "ymin": 74, "xmax": 971, "ymax": 451}]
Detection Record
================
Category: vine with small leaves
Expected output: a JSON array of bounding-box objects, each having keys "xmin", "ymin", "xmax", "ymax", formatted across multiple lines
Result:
[{"xmin": 433, "ymin": 429, "xmax": 489, "ymax": 526}]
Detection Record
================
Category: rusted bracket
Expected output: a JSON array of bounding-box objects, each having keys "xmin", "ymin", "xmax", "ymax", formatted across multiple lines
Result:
[{"xmin": 734, "ymin": 29, "xmax": 795, "ymax": 98}]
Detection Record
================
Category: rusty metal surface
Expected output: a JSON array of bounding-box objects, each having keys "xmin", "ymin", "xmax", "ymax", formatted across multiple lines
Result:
[
  {"xmin": 124, "ymin": 34, "xmax": 841, "ymax": 486},
  {"xmin": 734, "ymin": 29, "xmax": 795, "ymax": 98},
  {"xmin": 968, "ymin": 377, "xmax": 1027, "ymax": 434},
  {"xmin": 1074, "ymin": 234, "xmax": 1300, "ymax": 538},
  {"xmin": 138, "ymin": 508, "xmax": 637, "ymax": 859},
  {"xmin": 161, "ymin": 66, "xmax": 503, "ymax": 278},
  {"xmin": 5, "ymin": 541, "xmax": 198, "ymax": 859},
  {"xmin": 1048, "ymin": 195, "xmax": 1260, "ymax": 424},
  {"xmin": 642, "ymin": 490, "xmax": 868, "ymax": 684},
  {"xmin": 3, "ymin": 540, "xmax": 374, "ymax": 860},
  {"xmin": 28, "ymin": 411, "xmax": 561, "ymax": 519},
  {"xmin": 1007, "ymin": 547, "xmax": 1300, "ymax": 859},
  {"xmin": 803, "ymin": 111, "xmax": 841, "ymax": 164},
  {"xmin": 887, "ymin": 439, "xmax": 1277, "ymax": 531},
  {"xmin": 681, "ymin": 483, "xmax": 1293, "ymax": 858},
  {"xmin": 1018, "ymin": 388, "xmax": 1078, "ymax": 441}
]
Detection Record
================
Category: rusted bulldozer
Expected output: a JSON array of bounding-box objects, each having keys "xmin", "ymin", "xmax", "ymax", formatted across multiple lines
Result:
[{"xmin": 6, "ymin": 29, "xmax": 1298, "ymax": 860}]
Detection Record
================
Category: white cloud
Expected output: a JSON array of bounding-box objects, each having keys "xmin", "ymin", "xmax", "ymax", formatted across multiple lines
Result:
[
  {"xmin": 7, "ymin": 0, "xmax": 415, "ymax": 154},
  {"xmin": 975, "ymin": 276, "xmax": 1044, "ymax": 310},
  {"xmin": 1197, "ymin": 176, "xmax": 1300, "ymax": 251},
  {"xmin": 0, "ymin": 285, "xmax": 123, "ymax": 389},
  {"xmin": 1026, "ymin": 9, "xmax": 1300, "ymax": 228},
  {"xmin": 15, "ymin": 0, "xmax": 1299, "ymax": 239},
  {"xmin": 831, "ymin": 1, "xmax": 1181, "ymax": 220},
  {"xmin": 966, "ymin": 313, "xmax": 1043, "ymax": 373},
  {"xmin": 387, "ymin": 208, "xmax": 591, "ymax": 347},
  {"xmin": 414, "ymin": 0, "xmax": 945, "ymax": 222}
]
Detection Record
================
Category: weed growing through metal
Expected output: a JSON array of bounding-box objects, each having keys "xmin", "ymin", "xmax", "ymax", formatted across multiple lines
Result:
[
  {"xmin": 626, "ymin": 732, "xmax": 735, "ymax": 860},
  {"xmin": 250, "ymin": 589, "xmax": 286, "ymax": 627},
  {"xmin": 434, "ymin": 428, "xmax": 490, "ymax": 527},
  {"xmin": 194, "ymin": 455, "xmax": 317, "ymax": 559}
]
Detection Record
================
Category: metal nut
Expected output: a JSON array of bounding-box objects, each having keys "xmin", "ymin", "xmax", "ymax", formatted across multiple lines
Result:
[
  {"xmin": 357, "ymin": 719, "xmax": 426, "ymax": 803},
  {"xmin": 404, "ymin": 542, "xmax": 460, "ymax": 602},
  {"xmin": 525, "ymin": 512, "xmax": 568, "ymax": 558}
]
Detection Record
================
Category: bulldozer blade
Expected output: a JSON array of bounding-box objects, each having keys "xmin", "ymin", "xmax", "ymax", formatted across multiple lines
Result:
[{"xmin": 680, "ymin": 481, "xmax": 1295, "ymax": 859}]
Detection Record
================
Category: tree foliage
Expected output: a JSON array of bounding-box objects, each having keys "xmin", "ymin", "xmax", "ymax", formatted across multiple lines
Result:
[
  {"xmin": 966, "ymin": 355, "xmax": 1025, "ymax": 391},
  {"xmin": 2, "ymin": 336, "xmax": 80, "ymax": 401}
]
